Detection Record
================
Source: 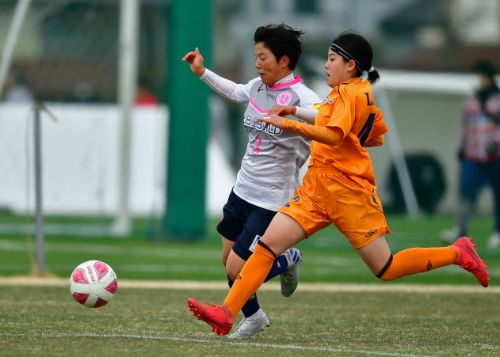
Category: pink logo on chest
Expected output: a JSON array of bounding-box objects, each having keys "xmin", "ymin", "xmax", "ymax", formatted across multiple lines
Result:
[{"xmin": 276, "ymin": 91, "xmax": 293, "ymax": 106}]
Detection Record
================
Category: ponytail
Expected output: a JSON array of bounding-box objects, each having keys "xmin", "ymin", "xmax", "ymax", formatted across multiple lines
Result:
[{"xmin": 367, "ymin": 67, "xmax": 380, "ymax": 84}]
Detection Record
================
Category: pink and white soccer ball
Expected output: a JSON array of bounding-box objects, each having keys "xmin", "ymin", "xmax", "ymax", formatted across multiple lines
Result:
[{"xmin": 69, "ymin": 260, "xmax": 118, "ymax": 308}]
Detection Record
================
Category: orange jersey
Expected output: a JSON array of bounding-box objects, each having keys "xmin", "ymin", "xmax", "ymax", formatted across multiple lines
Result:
[{"xmin": 309, "ymin": 77, "xmax": 388, "ymax": 185}]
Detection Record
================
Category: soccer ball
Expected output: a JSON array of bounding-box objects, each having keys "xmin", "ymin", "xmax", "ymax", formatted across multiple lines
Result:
[{"xmin": 69, "ymin": 260, "xmax": 118, "ymax": 308}]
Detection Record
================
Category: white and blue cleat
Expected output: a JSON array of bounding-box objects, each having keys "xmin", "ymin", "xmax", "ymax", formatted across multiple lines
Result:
[{"xmin": 280, "ymin": 248, "xmax": 302, "ymax": 297}]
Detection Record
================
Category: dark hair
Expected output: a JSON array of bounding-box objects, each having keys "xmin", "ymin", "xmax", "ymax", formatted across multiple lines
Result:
[
  {"xmin": 330, "ymin": 32, "xmax": 380, "ymax": 83},
  {"xmin": 254, "ymin": 24, "xmax": 304, "ymax": 70},
  {"xmin": 472, "ymin": 60, "xmax": 496, "ymax": 79}
]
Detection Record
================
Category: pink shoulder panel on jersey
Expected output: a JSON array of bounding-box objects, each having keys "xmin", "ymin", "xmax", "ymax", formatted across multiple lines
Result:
[{"xmin": 268, "ymin": 76, "xmax": 303, "ymax": 90}]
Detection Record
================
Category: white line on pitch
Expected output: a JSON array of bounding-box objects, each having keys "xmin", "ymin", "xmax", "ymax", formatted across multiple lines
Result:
[
  {"xmin": 0, "ymin": 332, "xmax": 435, "ymax": 357},
  {"xmin": 0, "ymin": 277, "xmax": 498, "ymax": 293}
]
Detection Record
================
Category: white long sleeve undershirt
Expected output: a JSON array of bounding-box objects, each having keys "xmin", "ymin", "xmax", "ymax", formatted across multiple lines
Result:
[
  {"xmin": 295, "ymin": 106, "xmax": 318, "ymax": 124},
  {"xmin": 199, "ymin": 69, "xmax": 251, "ymax": 103},
  {"xmin": 200, "ymin": 68, "xmax": 319, "ymax": 123}
]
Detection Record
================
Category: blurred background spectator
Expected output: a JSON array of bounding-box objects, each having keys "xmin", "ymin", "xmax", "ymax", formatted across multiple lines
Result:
[{"xmin": 441, "ymin": 59, "xmax": 500, "ymax": 247}]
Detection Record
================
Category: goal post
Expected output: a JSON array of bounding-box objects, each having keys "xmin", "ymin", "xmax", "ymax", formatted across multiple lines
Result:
[{"xmin": 162, "ymin": 0, "xmax": 213, "ymax": 240}]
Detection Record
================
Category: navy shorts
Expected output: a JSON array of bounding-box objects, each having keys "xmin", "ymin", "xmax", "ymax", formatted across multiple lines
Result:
[{"xmin": 217, "ymin": 189, "xmax": 276, "ymax": 260}]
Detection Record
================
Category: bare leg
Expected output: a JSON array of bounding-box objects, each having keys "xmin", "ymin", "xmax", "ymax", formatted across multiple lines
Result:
[
  {"xmin": 260, "ymin": 212, "xmax": 306, "ymax": 255},
  {"xmin": 356, "ymin": 235, "xmax": 392, "ymax": 274},
  {"xmin": 225, "ymin": 250, "xmax": 245, "ymax": 280},
  {"xmin": 221, "ymin": 237, "xmax": 234, "ymax": 266}
]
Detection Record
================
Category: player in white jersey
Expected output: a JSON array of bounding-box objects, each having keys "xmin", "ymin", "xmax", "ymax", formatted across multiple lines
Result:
[{"xmin": 182, "ymin": 24, "xmax": 321, "ymax": 339}]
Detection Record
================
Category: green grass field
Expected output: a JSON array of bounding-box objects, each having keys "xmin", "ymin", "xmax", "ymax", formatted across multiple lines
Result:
[
  {"xmin": 0, "ymin": 214, "xmax": 499, "ymax": 285},
  {"xmin": 0, "ymin": 284, "xmax": 499, "ymax": 356},
  {"xmin": 1, "ymin": 214, "xmax": 499, "ymax": 356}
]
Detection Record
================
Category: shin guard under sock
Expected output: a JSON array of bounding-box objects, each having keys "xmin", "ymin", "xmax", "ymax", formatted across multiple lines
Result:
[
  {"xmin": 227, "ymin": 277, "xmax": 260, "ymax": 317},
  {"xmin": 380, "ymin": 246, "xmax": 456, "ymax": 281},
  {"xmin": 224, "ymin": 242, "xmax": 276, "ymax": 317}
]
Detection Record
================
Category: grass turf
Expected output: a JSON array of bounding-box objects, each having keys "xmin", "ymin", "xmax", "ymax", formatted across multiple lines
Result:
[
  {"xmin": 0, "ymin": 285, "xmax": 499, "ymax": 356},
  {"xmin": 0, "ymin": 214, "xmax": 499, "ymax": 286},
  {"xmin": 1, "ymin": 214, "xmax": 499, "ymax": 356}
]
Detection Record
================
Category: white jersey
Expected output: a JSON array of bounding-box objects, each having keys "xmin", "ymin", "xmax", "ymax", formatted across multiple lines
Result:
[{"xmin": 201, "ymin": 70, "xmax": 321, "ymax": 210}]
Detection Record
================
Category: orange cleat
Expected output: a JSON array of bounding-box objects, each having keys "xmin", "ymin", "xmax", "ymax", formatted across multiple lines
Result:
[
  {"xmin": 453, "ymin": 237, "xmax": 489, "ymax": 287},
  {"xmin": 187, "ymin": 297, "xmax": 235, "ymax": 336}
]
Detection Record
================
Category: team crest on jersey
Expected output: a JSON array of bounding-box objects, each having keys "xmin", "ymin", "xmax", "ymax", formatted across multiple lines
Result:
[
  {"xmin": 277, "ymin": 91, "xmax": 293, "ymax": 106},
  {"xmin": 324, "ymin": 98, "xmax": 333, "ymax": 104}
]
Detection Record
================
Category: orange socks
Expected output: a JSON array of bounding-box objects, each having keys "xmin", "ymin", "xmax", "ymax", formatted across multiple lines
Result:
[
  {"xmin": 223, "ymin": 244, "xmax": 458, "ymax": 315},
  {"xmin": 224, "ymin": 243, "xmax": 275, "ymax": 317},
  {"xmin": 380, "ymin": 246, "xmax": 457, "ymax": 281}
]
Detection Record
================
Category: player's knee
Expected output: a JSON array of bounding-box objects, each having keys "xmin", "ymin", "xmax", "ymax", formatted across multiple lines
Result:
[
  {"xmin": 226, "ymin": 267, "xmax": 238, "ymax": 281},
  {"xmin": 376, "ymin": 254, "xmax": 394, "ymax": 281},
  {"xmin": 225, "ymin": 260, "xmax": 241, "ymax": 281}
]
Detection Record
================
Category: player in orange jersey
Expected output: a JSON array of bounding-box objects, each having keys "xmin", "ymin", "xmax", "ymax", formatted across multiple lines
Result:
[
  {"xmin": 187, "ymin": 32, "xmax": 490, "ymax": 336},
  {"xmin": 183, "ymin": 24, "xmax": 321, "ymax": 339}
]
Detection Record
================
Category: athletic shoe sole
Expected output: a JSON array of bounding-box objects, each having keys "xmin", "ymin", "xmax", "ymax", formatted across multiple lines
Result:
[{"xmin": 187, "ymin": 297, "xmax": 234, "ymax": 336}]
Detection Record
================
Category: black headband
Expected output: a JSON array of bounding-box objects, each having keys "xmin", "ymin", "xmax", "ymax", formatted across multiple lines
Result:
[{"xmin": 329, "ymin": 41, "xmax": 364, "ymax": 72}]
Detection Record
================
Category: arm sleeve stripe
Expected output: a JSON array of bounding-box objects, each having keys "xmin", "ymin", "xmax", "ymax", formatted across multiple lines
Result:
[{"xmin": 358, "ymin": 112, "xmax": 375, "ymax": 146}]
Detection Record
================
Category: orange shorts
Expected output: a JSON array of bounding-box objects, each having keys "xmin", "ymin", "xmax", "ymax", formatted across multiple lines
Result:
[{"xmin": 279, "ymin": 167, "xmax": 391, "ymax": 249}]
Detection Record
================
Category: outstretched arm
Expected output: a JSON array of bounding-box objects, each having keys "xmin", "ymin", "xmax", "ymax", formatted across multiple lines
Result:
[
  {"xmin": 257, "ymin": 114, "xmax": 342, "ymax": 146},
  {"xmin": 268, "ymin": 105, "xmax": 317, "ymax": 124},
  {"xmin": 182, "ymin": 48, "xmax": 249, "ymax": 102}
]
